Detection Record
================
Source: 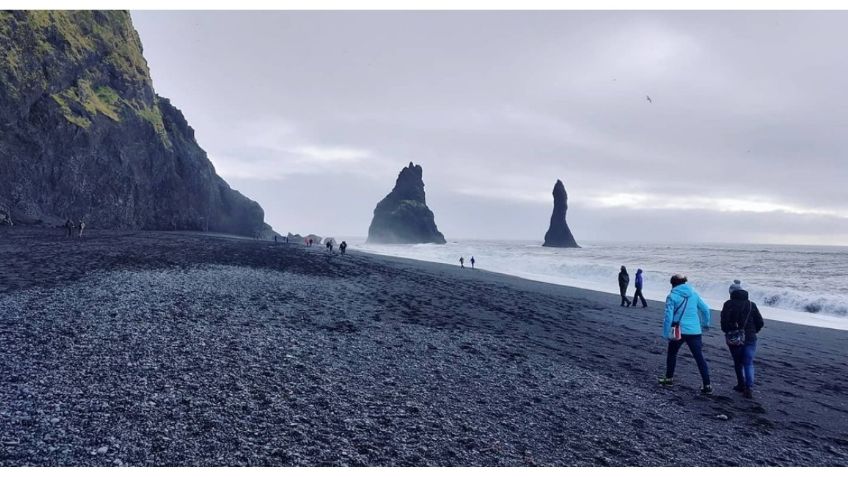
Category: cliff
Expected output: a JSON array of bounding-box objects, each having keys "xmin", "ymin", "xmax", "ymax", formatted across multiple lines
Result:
[
  {"xmin": 0, "ymin": 11, "xmax": 271, "ymax": 236},
  {"xmin": 367, "ymin": 162, "xmax": 446, "ymax": 244}
]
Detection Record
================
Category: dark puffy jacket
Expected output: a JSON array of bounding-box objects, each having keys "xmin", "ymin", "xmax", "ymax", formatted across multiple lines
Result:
[
  {"xmin": 618, "ymin": 271, "xmax": 629, "ymax": 291},
  {"xmin": 720, "ymin": 289, "xmax": 764, "ymax": 342}
]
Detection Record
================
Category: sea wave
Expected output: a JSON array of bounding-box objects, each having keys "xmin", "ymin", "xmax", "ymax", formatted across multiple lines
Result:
[{"xmin": 355, "ymin": 240, "xmax": 848, "ymax": 324}]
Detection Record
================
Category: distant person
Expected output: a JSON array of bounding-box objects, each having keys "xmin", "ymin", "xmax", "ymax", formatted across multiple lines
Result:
[
  {"xmin": 326, "ymin": 241, "xmax": 333, "ymax": 252},
  {"xmin": 721, "ymin": 280, "xmax": 764, "ymax": 399},
  {"xmin": 285, "ymin": 236, "xmax": 289, "ymax": 244},
  {"xmin": 659, "ymin": 274, "xmax": 713, "ymax": 394},
  {"xmin": 64, "ymin": 219, "xmax": 74, "ymax": 237},
  {"xmin": 274, "ymin": 235, "xmax": 278, "ymax": 243},
  {"xmin": 470, "ymin": 256, "xmax": 475, "ymax": 269},
  {"xmin": 78, "ymin": 220, "xmax": 86, "ymax": 237},
  {"xmin": 340, "ymin": 241, "xmax": 347, "ymax": 255},
  {"xmin": 631, "ymin": 268, "xmax": 647, "ymax": 308},
  {"xmin": 459, "ymin": 257, "xmax": 465, "ymax": 268},
  {"xmin": 618, "ymin": 266, "xmax": 632, "ymax": 307}
]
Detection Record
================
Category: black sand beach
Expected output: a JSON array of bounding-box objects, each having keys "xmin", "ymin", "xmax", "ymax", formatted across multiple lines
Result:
[{"xmin": 1, "ymin": 227, "xmax": 847, "ymax": 466}]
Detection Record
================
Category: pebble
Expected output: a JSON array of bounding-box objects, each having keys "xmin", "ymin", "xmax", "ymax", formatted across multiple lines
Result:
[
  {"xmin": 716, "ymin": 414, "xmax": 729, "ymax": 421},
  {"xmin": 50, "ymin": 417, "xmax": 61, "ymax": 424},
  {"xmin": 97, "ymin": 445, "xmax": 109, "ymax": 454}
]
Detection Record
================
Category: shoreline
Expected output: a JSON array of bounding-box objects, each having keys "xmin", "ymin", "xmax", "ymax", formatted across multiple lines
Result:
[
  {"xmin": 351, "ymin": 243, "xmax": 848, "ymax": 331},
  {"xmin": 2, "ymin": 227, "xmax": 847, "ymax": 465}
]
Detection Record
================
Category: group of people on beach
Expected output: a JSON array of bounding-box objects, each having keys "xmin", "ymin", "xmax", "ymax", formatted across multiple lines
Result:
[
  {"xmin": 64, "ymin": 219, "xmax": 86, "ymax": 238},
  {"xmin": 658, "ymin": 274, "xmax": 764, "ymax": 399},
  {"xmin": 617, "ymin": 266, "xmax": 646, "ymax": 308},
  {"xmin": 458, "ymin": 256, "xmax": 476, "ymax": 269}
]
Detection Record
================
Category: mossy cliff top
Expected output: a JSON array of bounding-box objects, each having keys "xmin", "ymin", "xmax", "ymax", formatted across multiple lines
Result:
[{"xmin": 0, "ymin": 11, "xmax": 165, "ymax": 132}]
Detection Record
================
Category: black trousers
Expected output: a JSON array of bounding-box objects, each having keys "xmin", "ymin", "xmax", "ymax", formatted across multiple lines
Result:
[
  {"xmin": 632, "ymin": 288, "xmax": 647, "ymax": 306},
  {"xmin": 619, "ymin": 287, "xmax": 630, "ymax": 306}
]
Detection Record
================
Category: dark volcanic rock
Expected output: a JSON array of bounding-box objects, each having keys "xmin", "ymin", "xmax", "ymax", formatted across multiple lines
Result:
[
  {"xmin": 0, "ymin": 11, "xmax": 272, "ymax": 236},
  {"xmin": 367, "ymin": 162, "xmax": 446, "ymax": 244},
  {"xmin": 542, "ymin": 179, "xmax": 578, "ymax": 248}
]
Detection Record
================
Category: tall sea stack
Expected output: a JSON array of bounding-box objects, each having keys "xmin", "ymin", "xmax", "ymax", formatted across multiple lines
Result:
[
  {"xmin": 0, "ymin": 11, "xmax": 272, "ymax": 236},
  {"xmin": 367, "ymin": 162, "xmax": 446, "ymax": 244},
  {"xmin": 543, "ymin": 179, "xmax": 579, "ymax": 248}
]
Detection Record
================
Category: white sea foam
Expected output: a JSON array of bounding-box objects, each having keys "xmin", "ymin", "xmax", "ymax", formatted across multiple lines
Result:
[{"xmin": 354, "ymin": 239, "xmax": 848, "ymax": 331}]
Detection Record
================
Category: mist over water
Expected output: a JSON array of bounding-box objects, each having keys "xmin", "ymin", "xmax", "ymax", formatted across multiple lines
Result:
[{"xmin": 355, "ymin": 239, "xmax": 848, "ymax": 330}]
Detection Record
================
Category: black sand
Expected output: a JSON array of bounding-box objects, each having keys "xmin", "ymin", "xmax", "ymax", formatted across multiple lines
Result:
[{"xmin": 1, "ymin": 228, "xmax": 847, "ymax": 466}]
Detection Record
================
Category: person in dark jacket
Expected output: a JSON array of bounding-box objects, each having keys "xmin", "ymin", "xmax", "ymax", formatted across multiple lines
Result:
[
  {"xmin": 631, "ymin": 268, "xmax": 647, "ymax": 308},
  {"xmin": 618, "ymin": 266, "xmax": 631, "ymax": 306},
  {"xmin": 720, "ymin": 280, "xmax": 764, "ymax": 399}
]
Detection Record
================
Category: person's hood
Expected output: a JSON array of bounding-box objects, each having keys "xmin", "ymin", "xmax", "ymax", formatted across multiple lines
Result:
[
  {"xmin": 636, "ymin": 269, "xmax": 643, "ymax": 275},
  {"xmin": 730, "ymin": 289, "xmax": 749, "ymax": 300},
  {"xmin": 671, "ymin": 283, "xmax": 695, "ymax": 298}
]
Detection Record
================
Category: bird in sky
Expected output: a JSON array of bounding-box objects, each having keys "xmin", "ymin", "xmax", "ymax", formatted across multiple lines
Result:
[{"xmin": 646, "ymin": 95, "xmax": 652, "ymax": 103}]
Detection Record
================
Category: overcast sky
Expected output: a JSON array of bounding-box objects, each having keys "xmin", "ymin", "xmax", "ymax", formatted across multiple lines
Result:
[{"xmin": 131, "ymin": 11, "xmax": 848, "ymax": 245}]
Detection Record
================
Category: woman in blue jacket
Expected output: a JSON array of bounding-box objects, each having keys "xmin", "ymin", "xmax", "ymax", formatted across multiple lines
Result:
[{"xmin": 658, "ymin": 274, "xmax": 713, "ymax": 394}]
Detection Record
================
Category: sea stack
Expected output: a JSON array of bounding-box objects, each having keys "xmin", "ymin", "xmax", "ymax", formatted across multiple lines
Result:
[
  {"xmin": 367, "ymin": 162, "xmax": 446, "ymax": 244},
  {"xmin": 543, "ymin": 179, "xmax": 579, "ymax": 248},
  {"xmin": 0, "ymin": 11, "xmax": 272, "ymax": 237}
]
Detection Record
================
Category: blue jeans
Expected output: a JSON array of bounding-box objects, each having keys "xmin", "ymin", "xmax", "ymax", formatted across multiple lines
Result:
[
  {"xmin": 728, "ymin": 339, "xmax": 757, "ymax": 388},
  {"xmin": 666, "ymin": 334, "xmax": 711, "ymax": 386}
]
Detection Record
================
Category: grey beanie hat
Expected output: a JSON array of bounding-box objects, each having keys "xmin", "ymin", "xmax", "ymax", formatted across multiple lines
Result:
[{"xmin": 729, "ymin": 279, "xmax": 743, "ymax": 294}]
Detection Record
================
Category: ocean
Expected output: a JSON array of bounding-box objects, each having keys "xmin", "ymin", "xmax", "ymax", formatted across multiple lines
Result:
[{"xmin": 354, "ymin": 239, "xmax": 848, "ymax": 331}]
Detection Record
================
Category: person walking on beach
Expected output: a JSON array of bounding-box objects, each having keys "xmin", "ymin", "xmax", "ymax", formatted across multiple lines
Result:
[
  {"xmin": 470, "ymin": 256, "xmax": 476, "ymax": 269},
  {"xmin": 618, "ymin": 266, "xmax": 632, "ymax": 307},
  {"xmin": 721, "ymin": 280, "xmax": 764, "ymax": 399},
  {"xmin": 659, "ymin": 274, "xmax": 713, "ymax": 394},
  {"xmin": 631, "ymin": 268, "xmax": 647, "ymax": 308},
  {"xmin": 64, "ymin": 219, "xmax": 74, "ymax": 237},
  {"xmin": 339, "ymin": 241, "xmax": 347, "ymax": 255},
  {"xmin": 78, "ymin": 220, "xmax": 86, "ymax": 238},
  {"xmin": 459, "ymin": 257, "xmax": 465, "ymax": 268}
]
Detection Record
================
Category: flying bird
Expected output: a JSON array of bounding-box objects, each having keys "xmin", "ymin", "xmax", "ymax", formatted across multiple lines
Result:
[{"xmin": 646, "ymin": 95, "xmax": 652, "ymax": 103}]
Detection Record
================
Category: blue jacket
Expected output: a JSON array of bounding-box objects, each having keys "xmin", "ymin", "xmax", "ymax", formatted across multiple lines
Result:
[
  {"xmin": 662, "ymin": 284, "xmax": 711, "ymax": 338},
  {"xmin": 635, "ymin": 271, "xmax": 643, "ymax": 289}
]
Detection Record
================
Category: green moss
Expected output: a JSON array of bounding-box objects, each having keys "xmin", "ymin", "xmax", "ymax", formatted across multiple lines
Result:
[
  {"xmin": 137, "ymin": 104, "xmax": 173, "ymax": 148},
  {"xmin": 50, "ymin": 81, "xmax": 122, "ymax": 126},
  {"xmin": 89, "ymin": 84, "xmax": 121, "ymax": 121},
  {"xmin": 9, "ymin": 11, "xmax": 150, "ymax": 86},
  {"xmin": 51, "ymin": 93, "xmax": 92, "ymax": 128}
]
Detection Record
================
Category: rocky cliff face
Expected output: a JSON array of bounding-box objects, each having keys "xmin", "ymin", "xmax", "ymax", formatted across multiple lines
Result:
[
  {"xmin": 0, "ymin": 11, "xmax": 271, "ymax": 236},
  {"xmin": 367, "ymin": 162, "xmax": 446, "ymax": 244},
  {"xmin": 543, "ymin": 179, "xmax": 579, "ymax": 248}
]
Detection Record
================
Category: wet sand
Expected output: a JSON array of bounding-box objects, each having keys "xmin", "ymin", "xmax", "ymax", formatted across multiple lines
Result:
[{"xmin": 1, "ymin": 227, "xmax": 847, "ymax": 466}]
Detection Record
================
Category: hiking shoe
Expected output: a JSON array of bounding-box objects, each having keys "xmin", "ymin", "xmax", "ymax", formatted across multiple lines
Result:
[
  {"xmin": 733, "ymin": 384, "xmax": 745, "ymax": 393},
  {"xmin": 658, "ymin": 377, "xmax": 674, "ymax": 386},
  {"xmin": 701, "ymin": 385, "xmax": 714, "ymax": 395},
  {"xmin": 743, "ymin": 388, "xmax": 753, "ymax": 399}
]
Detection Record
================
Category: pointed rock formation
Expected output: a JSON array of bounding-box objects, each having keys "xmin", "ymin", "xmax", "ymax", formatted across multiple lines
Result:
[
  {"xmin": 367, "ymin": 162, "xmax": 446, "ymax": 244},
  {"xmin": 0, "ymin": 11, "xmax": 272, "ymax": 237},
  {"xmin": 543, "ymin": 179, "xmax": 579, "ymax": 248}
]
